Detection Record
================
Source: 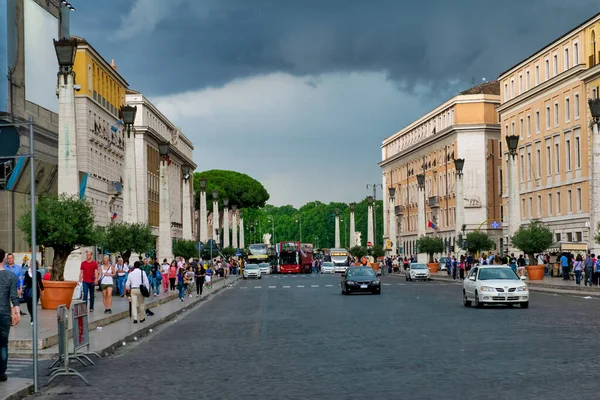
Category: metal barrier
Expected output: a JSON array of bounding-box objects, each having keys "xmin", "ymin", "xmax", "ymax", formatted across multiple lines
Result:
[{"xmin": 48, "ymin": 302, "xmax": 98, "ymax": 385}]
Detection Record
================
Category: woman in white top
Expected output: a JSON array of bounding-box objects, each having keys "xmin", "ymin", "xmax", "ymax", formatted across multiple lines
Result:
[
  {"xmin": 99, "ymin": 255, "xmax": 115, "ymax": 314},
  {"xmin": 161, "ymin": 259, "xmax": 170, "ymax": 293}
]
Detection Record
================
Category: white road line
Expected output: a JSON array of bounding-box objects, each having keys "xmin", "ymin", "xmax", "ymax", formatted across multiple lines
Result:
[
  {"xmin": 283, "ymin": 285, "xmax": 291, "ymax": 288},
  {"xmin": 254, "ymin": 286, "xmax": 262, "ymax": 289},
  {"xmin": 383, "ymin": 283, "xmax": 391, "ymax": 286},
  {"xmin": 297, "ymin": 285, "xmax": 305, "ymax": 288},
  {"xmin": 396, "ymin": 283, "xmax": 406, "ymax": 286},
  {"xmin": 268, "ymin": 286, "xmax": 276, "ymax": 288},
  {"xmin": 325, "ymin": 284, "xmax": 333, "ymax": 287},
  {"xmin": 240, "ymin": 287, "xmax": 248, "ymax": 289},
  {"xmin": 311, "ymin": 285, "xmax": 319, "ymax": 287}
]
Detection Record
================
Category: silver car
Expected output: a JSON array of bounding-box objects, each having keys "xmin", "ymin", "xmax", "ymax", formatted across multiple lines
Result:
[
  {"xmin": 258, "ymin": 262, "xmax": 271, "ymax": 274},
  {"xmin": 243, "ymin": 264, "xmax": 262, "ymax": 279},
  {"xmin": 405, "ymin": 263, "xmax": 431, "ymax": 281},
  {"xmin": 321, "ymin": 262, "xmax": 335, "ymax": 273},
  {"xmin": 463, "ymin": 265, "xmax": 529, "ymax": 308}
]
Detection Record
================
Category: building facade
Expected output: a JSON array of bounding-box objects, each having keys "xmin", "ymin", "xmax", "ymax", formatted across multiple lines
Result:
[
  {"xmin": 380, "ymin": 82, "xmax": 502, "ymax": 257},
  {"xmin": 497, "ymin": 13, "xmax": 600, "ymax": 255}
]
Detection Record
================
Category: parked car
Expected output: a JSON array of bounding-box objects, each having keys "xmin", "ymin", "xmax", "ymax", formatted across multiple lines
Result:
[
  {"xmin": 243, "ymin": 264, "xmax": 262, "ymax": 279},
  {"xmin": 341, "ymin": 267, "xmax": 381, "ymax": 295},
  {"xmin": 405, "ymin": 263, "xmax": 431, "ymax": 281},
  {"xmin": 463, "ymin": 265, "xmax": 529, "ymax": 308}
]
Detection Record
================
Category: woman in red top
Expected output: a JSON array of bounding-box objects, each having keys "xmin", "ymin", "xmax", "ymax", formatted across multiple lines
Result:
[{"xmin": 168, "ymin": 261, "xmax": 178, "ymax": 292}]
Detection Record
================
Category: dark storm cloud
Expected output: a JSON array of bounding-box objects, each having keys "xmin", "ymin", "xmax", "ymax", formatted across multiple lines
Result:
[{"xmin": 72, "ymin": 0, "xmax": 599, "ymax": 96}]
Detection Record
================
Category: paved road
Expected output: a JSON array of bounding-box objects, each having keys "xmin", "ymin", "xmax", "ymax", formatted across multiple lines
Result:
[{"xmin": 26, "ymin": 273, "xmax": 600, "ymax": 400}]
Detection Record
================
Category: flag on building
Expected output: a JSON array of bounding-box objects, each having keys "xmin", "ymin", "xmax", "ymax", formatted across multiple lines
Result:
[
  {"xmin": 427, "ymin": 220, "xmax": 438, "ymax": 230},
  {"xmin": 112, "ymin": 212, "xmax": 118, "ymax": 220}
]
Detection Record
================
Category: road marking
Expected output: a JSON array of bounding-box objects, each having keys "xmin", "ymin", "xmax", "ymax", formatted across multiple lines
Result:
[
  {"xmin": 383, "ymin": 283, "xmax": 391, "ymax": 286},
  {"xmin": 283, "ymin": 286, "xmax": 291, "ymax": 288},
  {"xmin": 311, "ymin": 285, "xmax": 319, "ymax": 287},
  {"xmin": 297, "ymin": 285, "xmax": 305, "ymax": 288},
  {"xmin": 240, "ymin": 287, "xmax": 248, "ymax": 289},
  {"xmin": 268, "ymin": 286, "xmax": 276, "ymax": 288},
  {"xmin": 396, "ymin": 283, "xmax": 406, "ymax": 286},
  {"xmin": 325, "ymin": 284, "xmax": 333, "ymax": 287},
  {"xmin": 254, "ymin": 286, "xmax": 262, "ymax": 289}
]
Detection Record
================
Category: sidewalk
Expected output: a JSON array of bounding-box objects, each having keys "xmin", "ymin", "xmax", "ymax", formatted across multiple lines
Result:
[
  {"xmin": 429, "ymin": 271, "xmax": 600, "ymax": 297},
  {"xmin": 0, "ymin": 275, "xmax": 239, "ymax": 399}
]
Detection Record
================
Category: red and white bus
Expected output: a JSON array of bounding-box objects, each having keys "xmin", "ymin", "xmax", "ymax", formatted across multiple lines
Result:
[{"xmin": 276, "ymin": 242, "xmax": 302, "ymax": 274}]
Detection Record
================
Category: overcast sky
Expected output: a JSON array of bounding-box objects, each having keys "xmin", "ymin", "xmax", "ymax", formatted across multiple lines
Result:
[{"xmin": 71, "ymin": 0, "xmax": 598, "ymax": 207}]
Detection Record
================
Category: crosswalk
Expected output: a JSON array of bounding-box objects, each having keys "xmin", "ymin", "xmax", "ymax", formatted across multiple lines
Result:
[
  {"xmin": 6, "ymin": 359, "xmax": 32, "ymax": 376},
  {"xmin": 237, "ymin": 283, "xmax": 408, "ymax": 290}
]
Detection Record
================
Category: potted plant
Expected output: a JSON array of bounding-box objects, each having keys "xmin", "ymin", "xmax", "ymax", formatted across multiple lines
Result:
[
  {"xmin": 18, "ymin": 195, "xmax": 98, "ymax": 309},
  {"xmin": 511, "ymin": 221, "xmax": 553, "ymax": 280},
  {"xmin": 98, "ymin": 222, "xmax": 155, "ymax": 263},
  {"xmin": 370, "ymin": 245, "xmax": 385, "ymax": 271},
  {"xmin": 464, "ymin": 231, "xmax": 496, "ymax": 259},
  {"xmin": 349, "ymin": 245, "xmax": 367, "ymax": 262},
  {"xmin": 415, "ymin": 236, "xmax": 444, "ymax": 273}
]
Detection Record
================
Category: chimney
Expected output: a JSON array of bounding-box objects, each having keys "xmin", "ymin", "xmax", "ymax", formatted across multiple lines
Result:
[{"xmin": 111, "ymin": 59, "xmax": 117, "ymax": 71}]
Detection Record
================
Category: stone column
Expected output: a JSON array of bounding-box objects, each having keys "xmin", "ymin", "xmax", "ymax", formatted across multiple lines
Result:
[
  {"xmin": 349, "ymin": 203, "xmax": 356, "ymax": 247},
  {"xmin": 212, "ymin": 191, "xmax": 219, "ymax": 240},
  {"xmin": 417, "ymin": 186, "xmax": 427, "ymax": 263},
  {"xmin": 455, "ymin": 175, "xmax": 465, "ymax": 253},
  {"xmin": 334, "ymin": 209, "xmax": 341, "ymax": 248},
  {"xmin": 57, "ymin": 72, "xmax": 79, "ymax": 196},
  {"xmin": 200, "ymin": 189, "xmax": 208, "ymax": 242},
  {"xmin": 239, "ymin": 214, "xmax": 245, "ymax": 249},
  {"xmin": 223, "ymin": 199, "xmax": 230, "ymax": 248},
  {"xmin": 591, "ymin": 122, "xmax": 600, "ymax": 254},
  {"xmin": 123, "ymin": 131, "xmax": 138, "ymax": 223},
  {"xmin": 508, "ymin": 155, "xmax": 520, "ymax": 255},
  {"xmin": 158, "ymin": 157, "xmax": 172, "ymax": 260},
  {"xmin": 232, "ymin": 206, "xmax": 238, "ymax": 249},
  {"xmin": 389, "ymin": 202, "xmax": 397, "ymax": 256},
  {"xmin": 182, "ymin": 175, "xmax": 193, "ymax": 240},
  {"xmin": 367, "ymin": 198, "xmax": 374, "ymax": 246}
]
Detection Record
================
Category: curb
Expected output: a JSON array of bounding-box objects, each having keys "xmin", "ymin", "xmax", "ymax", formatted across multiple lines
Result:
[{"xmin": 1, "ymin": 380, "xmax": 34, "ymax": 400}]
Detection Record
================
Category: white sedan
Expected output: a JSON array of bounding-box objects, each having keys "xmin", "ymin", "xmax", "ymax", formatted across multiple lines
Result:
[
  {"xmin": 259, "ymin": 263, "xmax": 271, "ymax": 274},
  {"xmin": 405, "ymin": 263, "xmax": 431, "ymax": 281},
  {"xmin": 463, "ymin": 265, "xmax": 529, "ymax": 308},
  {"xmin": 321, "ymin": 262, "xmax": 335, "ymax": 274},
  {"xmin": 243, "ymin": 264, "xmax": 262, "ymax": 279}
]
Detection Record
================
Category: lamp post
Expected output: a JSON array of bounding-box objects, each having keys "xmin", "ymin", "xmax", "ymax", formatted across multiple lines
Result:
[
  {"xmin": 181, "ymin": 166, "xmax": 193, "ymax": 240},
  {"xmin": 157, "ymin": 142, "xmax": 172, "ymax": 260},
  {"xmin": 223, "ymin": 198, "xmax": 230, "ymax": 248},
  {"xmin": 334, "ymin": 208, "xmax": 341, "ymax": 248},
  {"xmin": 453, "ymin": 158, "xmax": 465, "ymax": 256},
  {"xmin": 268, "ymin": 216, "xmax": 275, "ymax": 245},
  {"xmin": 120, "ymin": 105, "xmax": 138, "ymax": 223},
  {"xmin": 212, "ymin": 190, "xmax": 219, "ymax": 240},
  {"xmin": 231, "ymin": 204, "xmax": 238, "ymax": 249},
  {"xmin": 340, "ymin": 219, "xmax": 347, "ymax": 248},
  {"xmin": 198, "ymin": 178, "xmax": 208, "ymax": 243},
  {"xmin": 366, "ymin": 183, "xmax": 383, "ymax": 246},
  {"xmin": 416, "ymin": 173, "xmax": 426, "ymax": 263},
  {"xmin": 505, "ymin": 134, "xmax": 520, "ymax": 255},
  {"xmin": 295, "ymin": 217, "xmax": 302, "ymax": 243},
  {"xmin": 349, "ymin": 203, "xmax": 356, "ymax": 247},
  {"xmin": 367, "ymin": 196, "xmax": 374, "ymax": 247},
  {"xmin": 388, "ymin": 187, "xmax": 397, "ymax": 256},
  {"xmin": 54, "ymin": 37, "xmax": 80, "ymax": 196},
  {"xmin": 589, "ymin": 98, "xmax": 600, "ymax": 253}
]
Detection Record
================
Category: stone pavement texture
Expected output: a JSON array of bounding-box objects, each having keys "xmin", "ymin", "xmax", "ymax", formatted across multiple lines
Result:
[
  {"xmin": 0, "ymin": 276, "xmax": 236, "ymax": 399},
  {"xmin": 24, "ymin": 273, "xmax": 600, "ymax": 400}
]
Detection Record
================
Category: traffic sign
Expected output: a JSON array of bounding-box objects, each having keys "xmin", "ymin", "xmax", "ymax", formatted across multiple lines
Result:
[
  {"xmin": 367, "ymin": 241, "xmax": 372, "ymax": 247},
  {"xmin": 235, "ymin": 248, "xmax": 242, "ymax": 256},
  {"xmin": 0, "ymin": 122, "xmax": 20, "ymax": 157},
  {"xmin": 491, "ymin": 220, "xmax": 500, "ymax": 229}
]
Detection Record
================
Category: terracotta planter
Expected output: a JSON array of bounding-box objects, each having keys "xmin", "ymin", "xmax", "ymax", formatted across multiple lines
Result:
[
  {"xmin": 526, "ymin": 265, "xmax": 545, "ymax": 281},
  {"xmin": 40, "ymin": 281, "xmax": 78, "ymax": 310},
  {"xmin": 427, "ymin": 263, "xmax": 439, "ymax": 274},
  {"xmin": 371, "ymin": 262, "xmax": 380, "ymax": 271}
]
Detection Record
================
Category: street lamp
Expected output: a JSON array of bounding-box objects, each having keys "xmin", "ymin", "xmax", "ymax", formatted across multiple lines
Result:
[
  {"xmin": 367, "ymin": 195, "xmax": 374, "ymax": 204},
  {"xmin": 182, "ymin": 166, "xmax": 190, "ymax": 181},
  {"xmin": 416, "ymin": 173, "xmax": 425, "ymax": 189},
  {"xmin": 120, "ymin": 105, "xmax": 137, "ymax": 138},
  {"xmin": 158, "ymin": 142, "xmax": 170, "ymax": 159},
  {"xmin": 505, "ymin": 134, "xmax": 519, "ymax": 159},
  {"xmin": 53, "ymin": 37, "xmax": 77, "ymax": 74},
  {"xmin": 453, "ymin": 158, "xmax": 465, "ymax": 178},
  {"xmin": 268, "ymin": 216, "xmax": 275, "ymax": 244}
]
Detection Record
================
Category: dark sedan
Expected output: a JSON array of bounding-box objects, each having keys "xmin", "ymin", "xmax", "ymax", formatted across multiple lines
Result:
[{"xmin": 341, "ymin": 267, "xmax": 381, "ymax": 295}]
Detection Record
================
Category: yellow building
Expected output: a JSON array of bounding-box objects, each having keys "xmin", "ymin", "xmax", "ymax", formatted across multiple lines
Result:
[
  {"xmin": 380, "ymin": 81, "xmax": 501, "ymax": 256},
  {"xmin": 497, "ymin": 13, "xmax": 600, "ymax": 255}
]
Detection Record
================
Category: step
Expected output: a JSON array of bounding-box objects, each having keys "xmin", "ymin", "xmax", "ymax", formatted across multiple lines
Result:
[{"xmin": 8, "ymin": 277, "xmax": 229, "ymax": 351}]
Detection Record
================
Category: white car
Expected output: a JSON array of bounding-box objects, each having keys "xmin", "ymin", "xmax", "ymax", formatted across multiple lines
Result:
[
  {"xmin": 243, "ymin": 264, "xmax": 262, "ymax": 279},
  {"xmin": 259, "ymin": 262, "xmax": 271, "ymax": 274},
  {"xmin": 321, "ymin": 262, "xmax": 335, "ymax": 274},
  {"xmin": 463, "ymin": 265, "xmax": 529, "ymax": 308},
  {"xmin": 405, "ymin": 263, "xmax": 431, "ymax": 281},
  {"xmin": 334, "ymin": 263, "xmax": 348, "ymax": 273}
]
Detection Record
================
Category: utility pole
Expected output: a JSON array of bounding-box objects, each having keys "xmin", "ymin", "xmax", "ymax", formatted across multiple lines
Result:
[{"xmin": 366, "ymin": 183, "xmax": 383, "ymax": 246}]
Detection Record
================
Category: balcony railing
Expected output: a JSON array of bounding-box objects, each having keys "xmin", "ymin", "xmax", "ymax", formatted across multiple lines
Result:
[
  {"xmin": 395, "ymin": 205, "xmax": 403, "ymax": 216},
  {"xmin": 428, "ymin": 196, "xmax": 440, "ymax": 208}
]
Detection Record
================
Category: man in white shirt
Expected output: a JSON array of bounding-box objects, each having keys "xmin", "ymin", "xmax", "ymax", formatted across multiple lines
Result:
[{"xmin": 125, "ymin": 261, "xmax": 149, "ymax": 323}]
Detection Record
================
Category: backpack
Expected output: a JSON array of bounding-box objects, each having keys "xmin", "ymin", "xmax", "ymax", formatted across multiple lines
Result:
[{"xmin": 595, "ymin": 259, "xmax": 600, "ymax": 273}]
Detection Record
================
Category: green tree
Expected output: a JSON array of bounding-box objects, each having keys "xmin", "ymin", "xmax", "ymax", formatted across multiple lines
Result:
[
  {"xmin": 193, "ymin": 170, "xmax": 269, "ymax": 211},
  {"xmin": 371, "ymin": 245, "xmax": 385, "ymax": 259},
  {"xmin": 349, "ymin": 245, "xmax": 367, "ymax": 259},
  {"xmin": 220, "ymin": 246, "xmax": 237, "ymax": 258},
  {"xmin": 173, "ymin": 239, "xmax": 197, "ymax": 260},
  {"xmin": 98, "ymin": 222, "xmax": 155, "ymax": 263},
  {"xmin": 464, "ymin": 231, "xmax": 496, "ymax": 255},
  {"xmin": 18, "ymin": 195, "xmax": 97, "ymax": 281},
  {"xmin": 511, "ymin": 221, "xmax": 553, "ymax": 265},
  {"xmin": 415, "ymin": 236, "xmax": 444, "ymax": 263}
]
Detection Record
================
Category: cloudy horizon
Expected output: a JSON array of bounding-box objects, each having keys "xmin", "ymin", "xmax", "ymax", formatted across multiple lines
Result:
[{"xmin": 71, "ymin": 0, "xmax": 599, "ymax": 206}]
